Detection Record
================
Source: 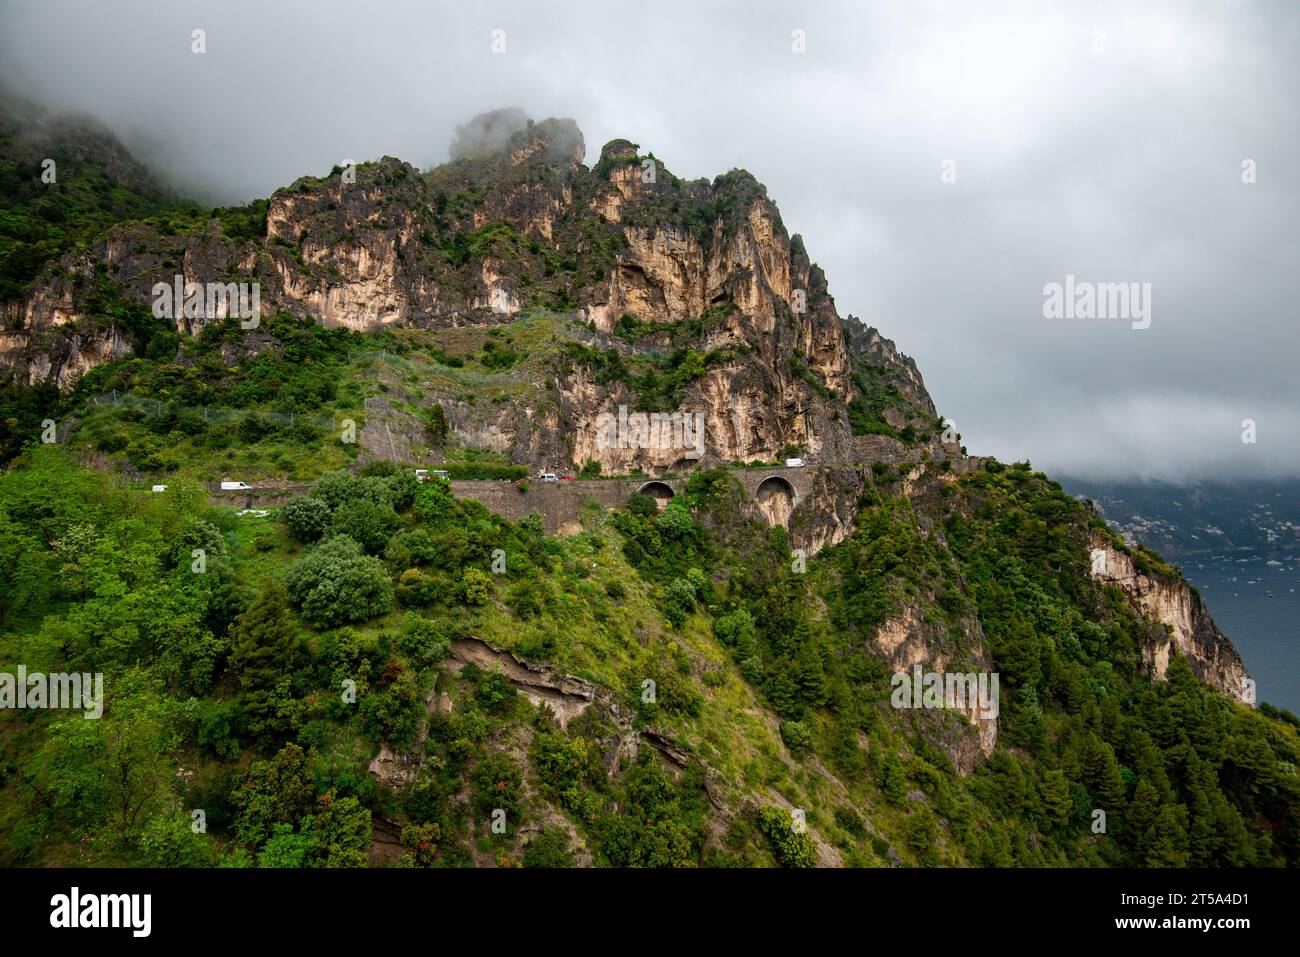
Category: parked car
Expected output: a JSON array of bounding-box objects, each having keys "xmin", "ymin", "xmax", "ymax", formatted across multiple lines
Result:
[
  {"xmin": 539, "ymin": 472, "xmax": 558, "ymax": 483},
  {"xmin": 784, "ymin": 458, "xmax": 806, "ymax": 468},
  {"xmin": 413, "ymin": 469, "xmax": 429, "ymax": 481},
  {"xmin": 220, "ymin": 481, "xmax": 254, "ymax": 490},
  {"xmin": 432, "ymin": 470, "xmax": 451, "ymax": 480},
  {"xmin": 150, "ymin": 484, "xmax": 167, "ymax": 493}
]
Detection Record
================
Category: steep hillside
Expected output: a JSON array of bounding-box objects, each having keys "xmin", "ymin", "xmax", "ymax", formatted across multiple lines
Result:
[{"xmin": 1, "ymin": 108, "xmax": 1296, "ymax": 870}]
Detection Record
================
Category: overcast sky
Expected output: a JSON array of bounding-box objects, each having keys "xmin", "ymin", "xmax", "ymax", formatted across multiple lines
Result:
[{"xmin": 2, "ymin": 0, "xmax": 1296, "ymax": 481}]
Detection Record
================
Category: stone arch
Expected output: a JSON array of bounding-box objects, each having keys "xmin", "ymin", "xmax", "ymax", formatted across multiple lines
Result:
[
  {"xmin": 755, "ymin": 475, "xmax": 796, "ymax": 527},
  {"xmin": 638, "ymin": 481, "xmax": 676, "ymax": 508}
]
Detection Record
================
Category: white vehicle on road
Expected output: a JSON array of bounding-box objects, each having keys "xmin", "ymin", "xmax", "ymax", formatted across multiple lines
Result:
[
  {"xmin": 539, "ymin": 472, "xmax": 558, "ymax": 483},
  {"xmin": 220, "ymin": 481, "xmax": 254, "ymax": 490},
  {"xmin": 785, "ymin": 458, "xmax": 806, "ymax": 468}
]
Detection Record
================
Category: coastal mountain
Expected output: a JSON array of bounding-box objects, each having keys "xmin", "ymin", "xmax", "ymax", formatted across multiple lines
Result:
[
  {"xmin": 1, "ymin": 109, "xmax": 938, "ymax": 474},
  {"xmin": 1, "ymin": 106, "xmax": 1295, "ymax": 869},
  {"xmin": 1063, "ymin": 477, "xmax": 1300, "ymax": 561}
]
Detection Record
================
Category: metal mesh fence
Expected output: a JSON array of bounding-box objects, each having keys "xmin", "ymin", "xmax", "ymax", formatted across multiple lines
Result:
[{"xmin": 85, "ymin": 389, "xmax": 351, "ymax": 433}]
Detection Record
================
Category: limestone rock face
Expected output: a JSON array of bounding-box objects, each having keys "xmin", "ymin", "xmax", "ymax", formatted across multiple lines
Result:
[
  {"xmin": 1088, "ymin": 535, "xmax": 1253, "ymax": 703},
  {"xmin": 1, "ymin": 114, "xmax": 883, "ymax": 473},
  {"xmin": 872, "ymin": 604, "xmax": 999, "ymax": 769}
]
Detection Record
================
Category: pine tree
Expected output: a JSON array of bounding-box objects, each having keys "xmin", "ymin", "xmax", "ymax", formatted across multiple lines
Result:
[
  {"xmin": 1127, "ymin": 778, "xmax": 1161, "ymax": 862},
  {"xmin": 792, "ymin": 619, "xmax": 830, "ymax": 706},
  {"xmin": 229, "ymin": 580, "xmax": 298, "ymax": 735},
  {"xmin": 1083, "ymin": 735, "xmax": 1127, "ymax": 812},
  {"xmin": 1040, "ymin": 769, "xmax": 1072, "ymax": 830}
]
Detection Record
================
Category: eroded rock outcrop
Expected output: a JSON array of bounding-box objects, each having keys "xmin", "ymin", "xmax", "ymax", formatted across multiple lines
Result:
[
  {"xmin": 1088, "ymin": 535, "xmax": 1253, "ymax": 703},
  {"xmin": 1, "ymin": 112, "xmax": 867, "ymax": 476},
  {"xmin": 872, "ymin": 607, "xmax": 999, "ymax": 768}
]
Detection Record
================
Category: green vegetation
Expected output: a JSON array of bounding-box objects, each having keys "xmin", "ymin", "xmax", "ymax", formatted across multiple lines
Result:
[
  {"xmin": 844, "ymin": 341, "xmax": 934, "ymax": 444},
  {"xmin": 2, "ymin": 104, "xmax": 1294, "ymax": 872},
  {"xmin": 2, "ymin": 420, "xmax": 1296, "ymax": 870},
  {"xmin": 610, "ymin": 302, "xmax": 736, "ymax": 343},
  {"xmin": 0, "ymin": 116, "xmax": 186, "ymax": 301},
  {"xmin": 559, "ymin": 341, "xmax": 745, "ymax": 409}
]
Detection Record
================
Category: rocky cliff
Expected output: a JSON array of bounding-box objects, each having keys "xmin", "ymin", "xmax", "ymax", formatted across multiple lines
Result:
[
  {"xmin": 1088, "ymin": 534, "xmax": 1253, "ymax": 702},
  {"xmin": 1, "ymin": 110, "xmax": 917, "ymax": 476}
]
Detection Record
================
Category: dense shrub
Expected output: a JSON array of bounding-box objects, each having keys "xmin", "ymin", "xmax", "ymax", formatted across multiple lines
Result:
[
  {"xmin": 284, "ymin": 535, "xmax": 393, "ymax": 627},
  {"xmin": 755, "ymin": 806, "xmax": 817, "ymax": 868},
  {"xmin": 282, "ymin": 496, "xmax": 331, "ymax": 542},
  {"xmin": 331, "ymin": 497, "xmax": 400, "ymax": 554}
]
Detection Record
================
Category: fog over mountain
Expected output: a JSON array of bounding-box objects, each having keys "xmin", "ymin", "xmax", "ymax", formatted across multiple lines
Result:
[{"xmin": 2, "ymin": 0, "xmax": 1295, "ymax": 480}]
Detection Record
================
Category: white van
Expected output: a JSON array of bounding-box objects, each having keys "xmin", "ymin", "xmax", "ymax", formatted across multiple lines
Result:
[
  {"xmin": 432, "ymin": 470, "xmax": 451, "ymax": 481},
  {"xmin": 785, "ymin": 458, "xmax": 806, "ymax": 468},
  {"xmin": 539, "ymin": 472, "xmax": 558, "ymax": 483},
  {"xmin": 220, "ymin": 481, "xmax": 254, "ymax": 490}
]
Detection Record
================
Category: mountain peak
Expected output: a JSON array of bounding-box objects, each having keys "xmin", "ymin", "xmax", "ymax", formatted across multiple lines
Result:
[{"xmin": 448, "ymin": 109, "xmax": 583, "ymax": 167}]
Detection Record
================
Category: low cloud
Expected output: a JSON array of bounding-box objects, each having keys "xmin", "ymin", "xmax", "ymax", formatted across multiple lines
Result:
[{"xmin": 448, "ymin": 107, "xmax": 530, "ymax": 161}]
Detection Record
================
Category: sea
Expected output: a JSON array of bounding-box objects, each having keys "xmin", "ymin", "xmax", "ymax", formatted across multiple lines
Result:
[{"xmin": 1180, "ymin": 554, "xmax": 1300, "ymax": 715}]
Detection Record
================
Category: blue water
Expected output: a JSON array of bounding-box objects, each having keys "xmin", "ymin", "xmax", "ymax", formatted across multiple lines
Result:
[{"xmin": 1180, "ymin": 556, "xmax": 1300, "ymax": 714}]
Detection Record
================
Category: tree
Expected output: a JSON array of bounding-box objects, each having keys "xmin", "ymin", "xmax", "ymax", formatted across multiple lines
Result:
[
  {"xmin": 462, "ymin": 567, "xmax": 492, "ymax": 605},
  {"xmin": 662, "ymin": 578, "xmax": 696, "ymax": 627},
  {"xmin": 257, "ymin": 823, "xmax": 312, "ymax": 868},
  {"xmin": 282, "ymin": 497, "xmax": 331, "ymax": 543},
  {"xmin": 395, "ymin": 567, "xmax": 441, "ymax": 607},
  {"xmin": 792, "ymin": 619, "xmax": 830, "ymax": 706},
  {"xmin": 906, "ymin": 807, "xmax": 938, "ymax": 862},
  {"xmin": 1130, "ymin": 779, "xmax": 1190, "ymax": 866},
  {"xmin": 139, "ymin": 811, "xmax": 217, "ymax": 867},
  {"xmin": 470, "ymin": 752, "xmax": 523, "ymax": 828},
  {"xmin": 284, "ymin": 535, "xmax": 394, "ymax": 627},
  {"xmin": 1083, "ymin": 735, "xmax": 1127, "ymax": 812},
  {"xmin": 230, "ymin": 744, "xmax": 316, "ymax": 848},
  {"xmin": 879, "ymin": 752, "xmax": 910, "ymax": 806},
  {"xmin": 626, "ymin": 492, "xmax": 658, "ymax": 518},
  {"xmin": 425, "ymin": 404, "xmax": 449, "ymax": 446},
  {"xmin": 780, "ymin": 719, "xmax": 814, "ymax": 755},
  {"xmin": 331, "ymin": 497, "xmax": 400, "ymax": 554},
  {"xmin": 305, "ymin": 791, "xmax": 372, "ymax": 867},
  {"xmin": 27, "ymin": 674, "xmax": 179, "ymax": 848},
  {"xmin": 755, "ymin": 806, "xmax": 816, "ymax": 868},
  {"xmin": 311, "ymin": 471, "xmax": 394, "ymax": 510},
  {"xmin": 413, "ymin": 478, "xmax": 456, "ymax": 521},
  {"xmin": 359, "ymin": 666, "xmax": 422, "ymax": 746},
  {"xmin": 1040, "ymin": 769, "xmax": 1073, "ymax": 830},
  {"xmin": 228, "ymin": 581, "xmax": 299, "ymax": 737},
  {"xmin": 713, "ymin": 608, "xmax": 755, "ymax": 648},
  {"xmin": 399, "ymin": 822, "xmax": 447, "ymax": 867},
  {"xmin": 523, "ymin": 827, "xmax": 576, "ymax": 868},
  {"xmin": 396, "ymin": 613, "xmax": 451, "ymax": 669}
]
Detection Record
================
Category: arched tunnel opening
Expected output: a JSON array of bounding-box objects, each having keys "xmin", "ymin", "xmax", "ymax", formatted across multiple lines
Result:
[
  {"xmin": 755, "ymin": 475, "xmax": 796, "ymax": 527},
  {"xmin": 637, "ymin": 481, "xmax": 676, "ymax": 509}
]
